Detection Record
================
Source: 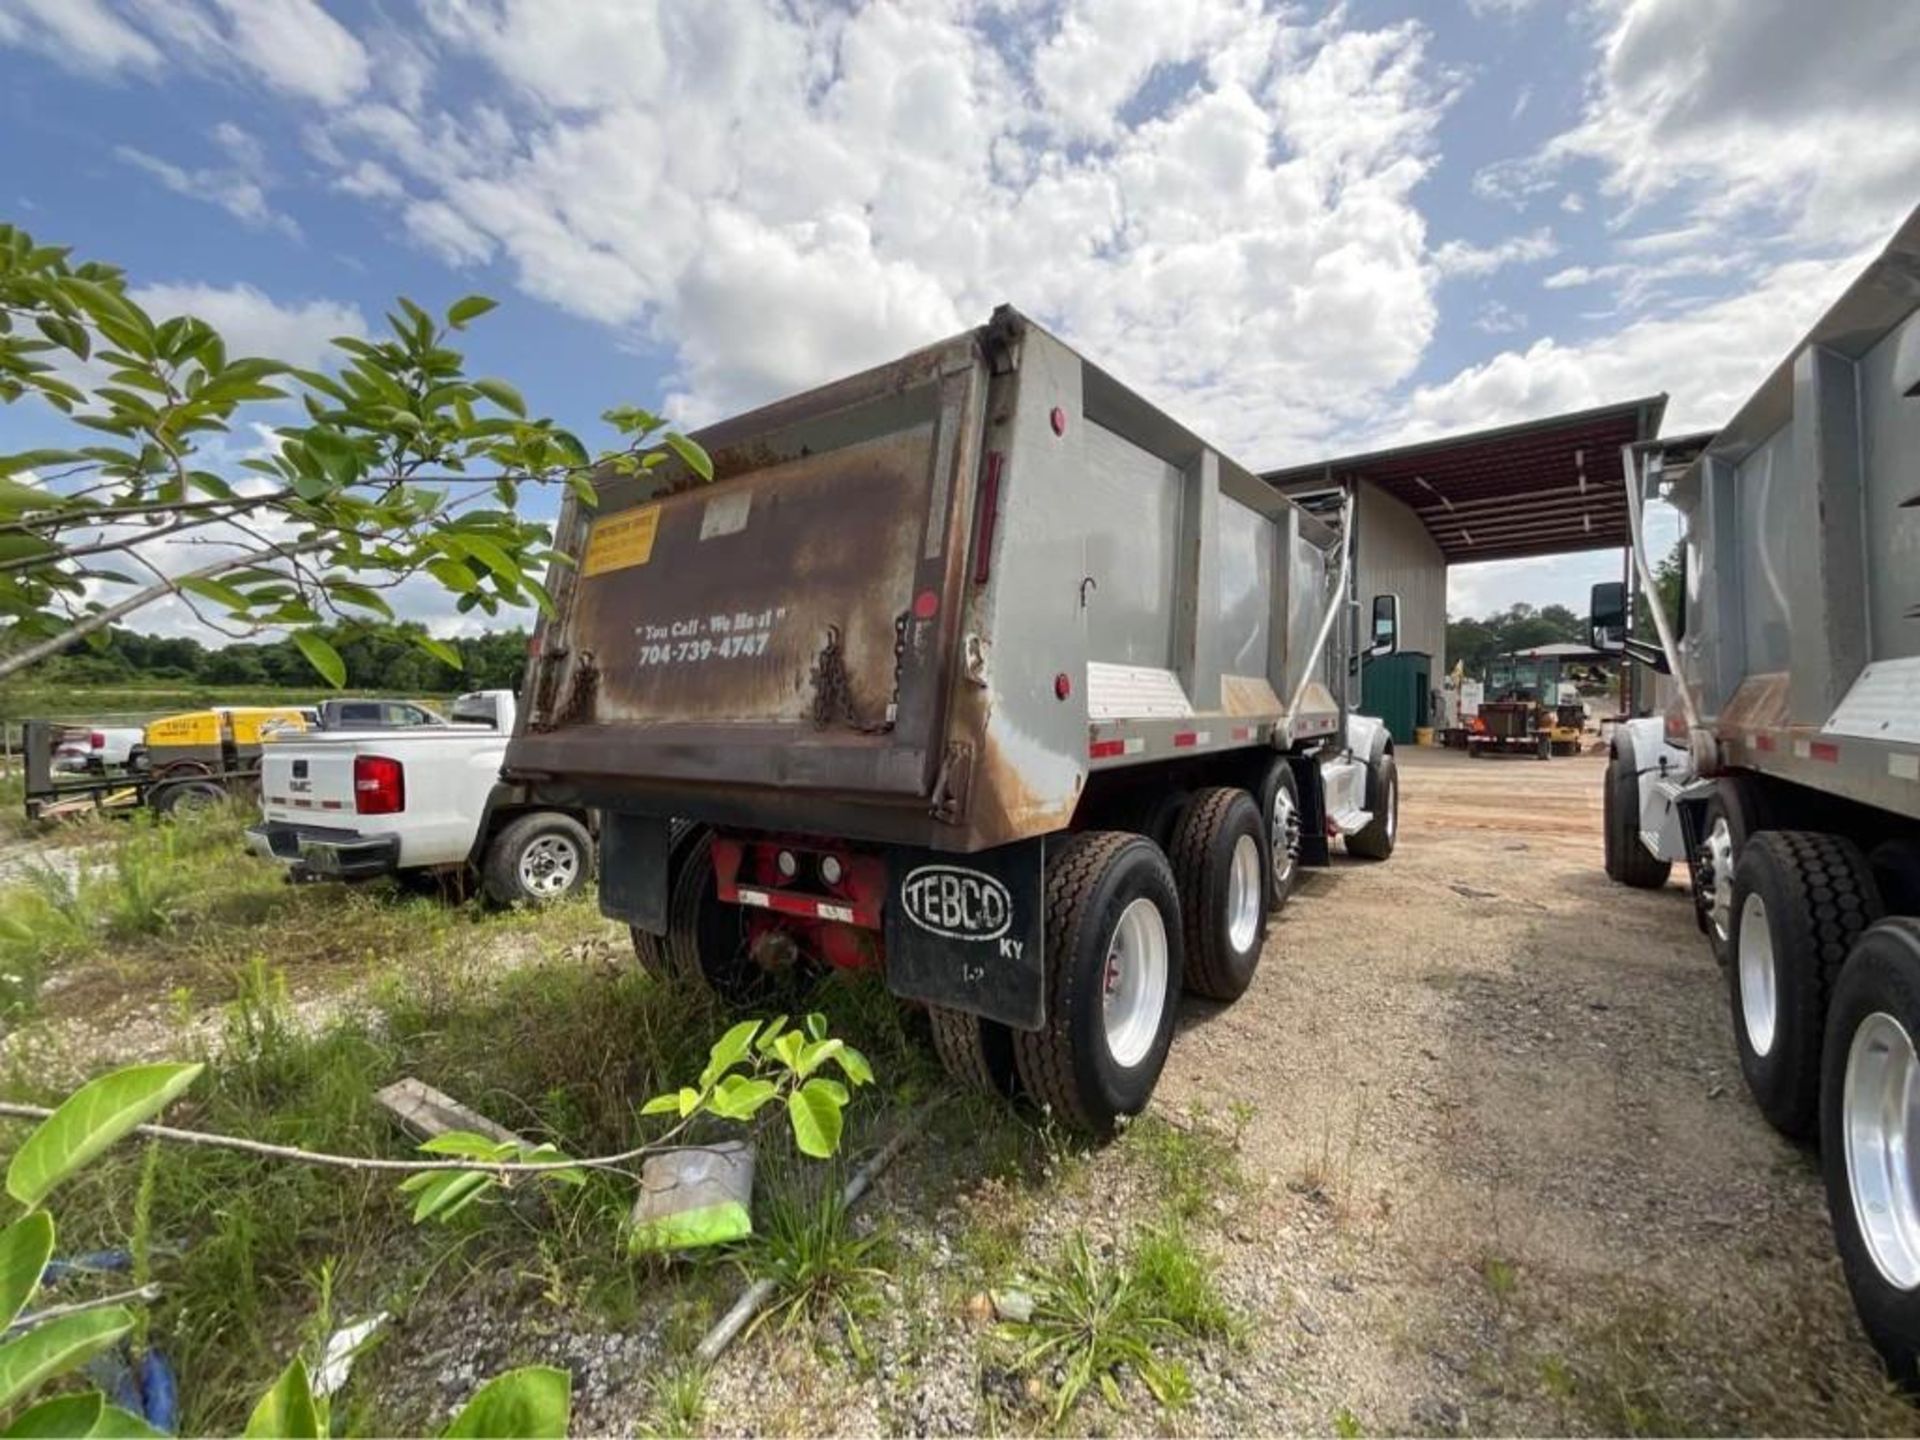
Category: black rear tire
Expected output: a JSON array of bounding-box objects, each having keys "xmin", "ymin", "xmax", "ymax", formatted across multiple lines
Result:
[
  {"xmin": 152, "ymin": 779, "xmax": 225, "ymax": 816},
  {"xmin": 631, "ymin": 820, "xmax": 699, "ymax": 981},
  {"xmin": 1694, "ymin": 778, "xmax": 1770, "ymax": 961},
  {"xmin": 662, "ymin": 831, "xmax": 771, "ymax": 1001},
  {"xmin": 1012, "ymin": 832, "xmax": 1182, "ymax": 1134},
  {"xmin": 1729, "ymin": 831, "xmax": 1883, "ymax": 1140},
  {"xmin": 1168, "ymin": 787, "xmax": 1269, "ymax": 1001},
  {"xmin": 1605, "ymin": 743, "xmax": 1672, "ymax": 889},
  {"xmin": 928, "ymin": 1005, "xmax": 1020, "ymax": 1096},
  {"xmin": 1821, "ymin": 919, "xmax": 1920, "ymax": 1390},
  {"xmin": 1345, "ymin": 752, "xmax": 1397, "ymax": 860},
  {"xmin": 1253, "ymin": 758, "xmax": 1303, "ymax": 914}
]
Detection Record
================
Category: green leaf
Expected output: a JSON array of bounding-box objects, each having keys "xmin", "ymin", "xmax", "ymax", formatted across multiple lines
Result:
[
  {"xmin": 452, "ymin": 534, "xmax": 519, "ymax": 586},
  {"xmin": 831, "ymin": 1044, "xmax": 874, "ymax": 1087},
  {"xmin": 638, "ymin": 1094, "xmax": 682, "ymax": 1117},
  {"xmin": 175, "ymin": 576, "xmax": 250, "ymax": 613},
  {"xmin": 293, "ymin": 631, "xmax": 346, "ymax": 690},
  {"xmin": 699, "ymin": 1020, "xmax": 763, "ymax": 1090},
  {"xmin": 414, "ymin": 635, "xmax": 464, "ymax": 671},
  {"xmin": 707, "ymin": 1075, "xmax": 778, "ymax": 1122},
  {"xmin": 786, "ymin": 1079, "xmax": 845, "ymax": 1159},
  {"xmin": 324, "ymin": 581, "xmax": 395, "ymax": 619},
  {"xmin": 446, "ymin": 296, "xmax": 499, "ymax": 329},
  {"xmin": 92, "ymin": 1407, "xmax": 162, "ymax": 1438},
  {"xmin": 0, "ymin": 1308, "xmax": 134, "ymax": 1414},
  {"xmin": 0, "ymin": 1213, "xmax": 55, "ymax": 1332},
  {"xmin": 442, "ymin": 1365, "xmax": 570, "ymax": 1439},
  {"xmin": 1, "ymin": 1390, "xmax": 103, "ymax": 1437},
  {"xmin": 244, "ymin": 1357, "xmax": 322, "ymax": 1440},
  {"xmin": 0, "ymin": 450, "xmax": 85, "ymax": 478},
  {"xmin": 664, "ymin": 432, "xmax": 712, "ymax": 482},
  {"xmin": 754, "ymin": 1015, "xmax": 790, "ymax": 1053},
  {"xmin": 795, "ymin": 1038, "xmax": 843, "ymax": 1079},
  {"xmin": 470, "ymin": 378, "xmax": 526, "ymax": 419},
  {"xmin": 425, "ymin": 557, "xmax": 479, "ymax": 594},
  {"xmin": 6, "ymin": 1063, "xmax": 202, "ymax": 1209},
  {"xmin": 407, "ymin": 1171, "xmax": 495, "ymax": 1225},
  {"xmin": 0, "ymin": 478, "xmax": 55, "ymax": 516},
  {"xmin": 805, "ymin": 1013, "xmax": 828, "ymax": 1042}
]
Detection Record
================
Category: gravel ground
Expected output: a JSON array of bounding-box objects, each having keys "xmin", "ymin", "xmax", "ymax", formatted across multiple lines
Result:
[{"xmin": 694, "ymin": 745, "xmax": 1917, "ymax": 1436}]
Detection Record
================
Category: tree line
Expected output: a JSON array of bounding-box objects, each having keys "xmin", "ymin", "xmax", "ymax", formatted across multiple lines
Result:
[{"xmin": 26, "ymin": 623, "xmax": 530, "ymax": 694}]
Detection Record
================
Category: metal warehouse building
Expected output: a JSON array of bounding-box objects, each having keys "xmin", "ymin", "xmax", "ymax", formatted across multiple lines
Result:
[{"xmin": 1264, "ymin": 396, "xmax": 1670, "ymax": 741}]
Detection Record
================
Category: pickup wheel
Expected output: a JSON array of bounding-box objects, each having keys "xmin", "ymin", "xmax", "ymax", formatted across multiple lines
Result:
[
  {"xmin": 927, "ymin": 1005, "xmax": 1019, "ymax": 1097},
  {"xmin": 1011, "ymin": 832, "xmax": 1182, "ymax": 1134},
  {"xmin": 1169, "ymin": 787, "xmax": 1269, "ymax": 1001},
  {"xmin": 1729, "ymin": 831, "xmax": 1883, "ymax": 1140},
  {"xmin": 1344, "ymin": 751, "xmax": 1397, "ymax": 860},
  {"xmin": 1820, "ymin": 919, "xmax": 1920, "ymax": 1390},
  {"xmin": 482, "ymin": 812, "xmax": 593, "ymax": 906}
]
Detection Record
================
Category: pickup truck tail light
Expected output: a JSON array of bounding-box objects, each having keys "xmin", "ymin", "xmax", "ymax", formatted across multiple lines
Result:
[
  {"xmin": 353, "ymin": 755, "xmax": 405, "ymax": 815},
  {"xmin": 89, "ymin": 731, "xmax": 105, "ymax": 750}
]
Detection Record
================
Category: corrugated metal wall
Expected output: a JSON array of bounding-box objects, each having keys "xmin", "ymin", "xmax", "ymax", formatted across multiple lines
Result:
[{"xmin": 1356, "ymin": 480, "xmax": 1447, "ymax": 676}]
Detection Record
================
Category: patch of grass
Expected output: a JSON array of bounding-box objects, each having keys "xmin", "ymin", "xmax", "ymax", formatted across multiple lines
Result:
[
  {"xmin": 1480, "ymin": 1254, "xmax": 1518, "ymax": 1302},
  {"xmin": 1131, "ymin": 1223, "xmax": 1239, "ymax": 1342},
  {"xmin": 747, "ymin": 1168, "xmax": 889, "ymax": 1345},
  {"xmin": 644, "ymin": 1364, "xmax": 709, "ymax": 1438},
  {"xmin": 999, "ymin": 1228, "xmax": 1245, "ymax": 1423},
  {"xmin": 1122, "ymin": 1112, "xmax": 1246, "ymax": 1227},
  {"xmin": 1333, "ymin": 1405, "xmax": 1366, "ymax": 1437}
]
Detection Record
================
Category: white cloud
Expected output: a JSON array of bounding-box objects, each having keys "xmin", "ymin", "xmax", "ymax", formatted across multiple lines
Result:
[
  {"xmin": 319, "ymin": 2, "xmax": 1452, "ymax": 459},
  {"xmin": 126, "ymin": 282, "xmax": 366, "ymax": 370},
  {"xmin": 1549, "ymin": 0, "xmax": 1920, "ymax": 248},
  {"xmin": 1397, "ymin": 250, "xmax": 1864, "ymax": 441},
  {"xmin": 1472, "ymin": 299, "xmax": 1527, "ymax": 335},
  {"xmin": 115, "ymin": 123, "xmax": 299, "ymax": 237},
  {"xmin": 1, "ymin": 0, "xmax": 369, "ymax": 104},
  {"xmin": 0, "ymin": 0, "xmax": 160, "ymax": 75},
  {"xmin": 1467, "ymin": 0, "xmax": 1538, "ymax": 16},
  {"xmin": 1432, "ymin": 226, "xmax": 1556, "ymax": 279}
]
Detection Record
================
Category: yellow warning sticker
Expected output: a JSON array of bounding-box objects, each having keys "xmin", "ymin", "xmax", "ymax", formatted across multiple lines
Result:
[{"xmin": 583, "ymin": 505, "xmax": 661, "ymax": 576}]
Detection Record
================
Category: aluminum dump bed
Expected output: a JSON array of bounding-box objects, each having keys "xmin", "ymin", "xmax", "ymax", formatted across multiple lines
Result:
[{"xmin": 508, "ymin": 307, "xmax": 1350, "ymax": 852}]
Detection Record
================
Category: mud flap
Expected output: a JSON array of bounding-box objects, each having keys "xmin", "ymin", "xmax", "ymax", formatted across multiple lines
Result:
[
  {"xmin": 598, "ymin": 811, "xmax": 674, "ymax": 934},
  {"xmin": 885, "ymin": 837, "xmax": 1046, "ymax": 1031}
]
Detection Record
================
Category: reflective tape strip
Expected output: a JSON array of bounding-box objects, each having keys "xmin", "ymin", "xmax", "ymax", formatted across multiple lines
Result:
[
  {"xmin": 733, "ymin": 886, "xmax": 859, "ymax": 925},
  {"xmin": 1809, "ymin": 740, "xmax": 1840, "ymax": 763},
  {"xmin": 1891, "ymin": 753, "xmax": 1919, "ymax": 782},
  {"xmin": 1089, "ymin": 737, "xmax": 1146, "ymax": 759},
  {"xmin": 1754, "ymin": 733, "xmax": 1776, "ymax": 752},
  {"xmin": 819, "ymin": 902, "xmax": 856, "ymax": 924},
  {"xmin": 1230, "ymin": 726, "xmax": 1253, "ymax": 742},
  {"xmin": 1172, "ymin": 730, "xmax": 1211, "ymax": 748}
]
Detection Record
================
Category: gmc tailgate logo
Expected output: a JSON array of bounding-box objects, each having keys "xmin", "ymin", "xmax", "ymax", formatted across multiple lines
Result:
[{"xmin": 901, "ymin": 865, "xmax": 1010, "ymax": 942}]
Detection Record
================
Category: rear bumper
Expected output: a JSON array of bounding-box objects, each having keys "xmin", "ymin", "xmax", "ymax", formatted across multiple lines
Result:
[{"xmin": 247, "ymin": 821, "xmax": 398, "ymax": 879}]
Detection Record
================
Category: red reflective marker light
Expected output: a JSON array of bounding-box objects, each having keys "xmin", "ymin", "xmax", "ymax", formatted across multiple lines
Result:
[
  {"xmin": 1054, "ymin": 673, "xmax": 1072, "ymax": 700},
  {"xmin": 353, "ymin": 754, "xmax": 405, "ymax": 815},
  {"xmin": 1050, "ymin": 406, "xmax": 1067, "ymax": 436},
  {"xmin": 912, "ymin": 588, "xmax": 939, "ymax": 620}
]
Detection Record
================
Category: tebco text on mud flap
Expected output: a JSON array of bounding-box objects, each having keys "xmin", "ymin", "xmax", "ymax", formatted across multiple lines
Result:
[{"xmin": 900, "ymin": 864, "xmax": 1023, "ymax": 957}]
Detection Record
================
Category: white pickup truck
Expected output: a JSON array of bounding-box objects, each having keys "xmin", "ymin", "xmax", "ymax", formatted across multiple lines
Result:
[{"xmin": 245, "ymin": 690, "xmax": 593, "ymax": 904}]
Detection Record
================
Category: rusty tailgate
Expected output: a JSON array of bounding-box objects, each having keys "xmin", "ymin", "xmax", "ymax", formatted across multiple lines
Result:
[{"xmin": 510, "ymin": 338, "xmax": 985, "ymax": 808}]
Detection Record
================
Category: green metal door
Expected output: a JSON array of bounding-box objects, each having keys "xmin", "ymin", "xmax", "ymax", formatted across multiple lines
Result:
[{"xmin": 1361, "ymin": 650, "xmax": 1432, "ymax": 743}]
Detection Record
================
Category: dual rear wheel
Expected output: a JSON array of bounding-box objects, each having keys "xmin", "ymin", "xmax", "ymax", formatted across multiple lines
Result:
[{"xmin": 932, "ymin": 784, "xmax": 1276, "ymax": 1133}]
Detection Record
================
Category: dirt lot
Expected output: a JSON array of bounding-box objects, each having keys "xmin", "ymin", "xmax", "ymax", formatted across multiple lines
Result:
[{"xmin": 1135, "ymin": 744, "xmax": 1912, "ymax": 1434}]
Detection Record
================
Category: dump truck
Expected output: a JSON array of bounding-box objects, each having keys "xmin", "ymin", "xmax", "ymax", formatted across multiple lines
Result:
[
  {"xmin": 1596, "ymin": 205, "xmax": 1920, "ymax": 1383},
  {"xmin": 505, "ymin": 306, "xmax": 1405, "ymax": 1132}
]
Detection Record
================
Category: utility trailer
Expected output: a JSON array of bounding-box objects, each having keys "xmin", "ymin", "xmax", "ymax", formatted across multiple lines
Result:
[
  {"xmin": 1597, "ymin": 205, "xmax": 1920, "ymax": 1383},
  {"xmin": 506, "ymin": 306, "xmax": 1404, "ymax": 1132}
]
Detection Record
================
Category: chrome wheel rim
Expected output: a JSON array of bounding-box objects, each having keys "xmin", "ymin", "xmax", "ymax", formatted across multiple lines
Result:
[
  {"xmin": 1101, "ymin": 896, "xmax": 1168, "ymax": 1068},
  {"xmin": 1703, "ymin": 816, "xmax": 1735, "ymax": 944},
  {"xmin": 1738, "ymin": 892, "xmax": 1777, "ymax": 1057},
  {"xmin": 1844, "ymin": 1011, "xmax": 1920, "ymax": 1291},
  {"xmin": 1227, "ymin": 833, "xmax": 1262, "ymax": 953},
  {"xmin": 518, "ymin": 834, "xmax": 581, "ymax": 897},
  {"xmin": 1384, "ymin": 772, "xmax": 1397, "ymax": 842},
  {"xmin": 1270, "ymin": 786, "xmax": 1301, "ymax": 896}
]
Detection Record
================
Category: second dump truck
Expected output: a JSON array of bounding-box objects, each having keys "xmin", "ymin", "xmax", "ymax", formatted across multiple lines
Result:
[{"xmin": 507, "ymin": 307, "xmax": 1404, "ymax": 1131}]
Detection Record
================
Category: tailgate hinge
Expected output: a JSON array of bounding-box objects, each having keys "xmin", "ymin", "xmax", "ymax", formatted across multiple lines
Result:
[{"xmin": 929, "ymin": 741, "xmax": 973, "ymax": 824}]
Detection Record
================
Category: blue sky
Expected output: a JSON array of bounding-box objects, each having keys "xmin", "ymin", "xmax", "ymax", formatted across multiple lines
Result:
[{"xmin": 2, "ymin": 0, "xmax": 1916, "ymax": 635}]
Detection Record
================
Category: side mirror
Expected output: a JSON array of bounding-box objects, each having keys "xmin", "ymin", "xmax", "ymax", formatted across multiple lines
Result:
[
  {"xmin": 1589, "ymin": 581, "xmax": 1627, "ymax": 653},
  {"xmin": 1367, "ymin": 593, "xmax": 1400, "ymax": 658}
]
